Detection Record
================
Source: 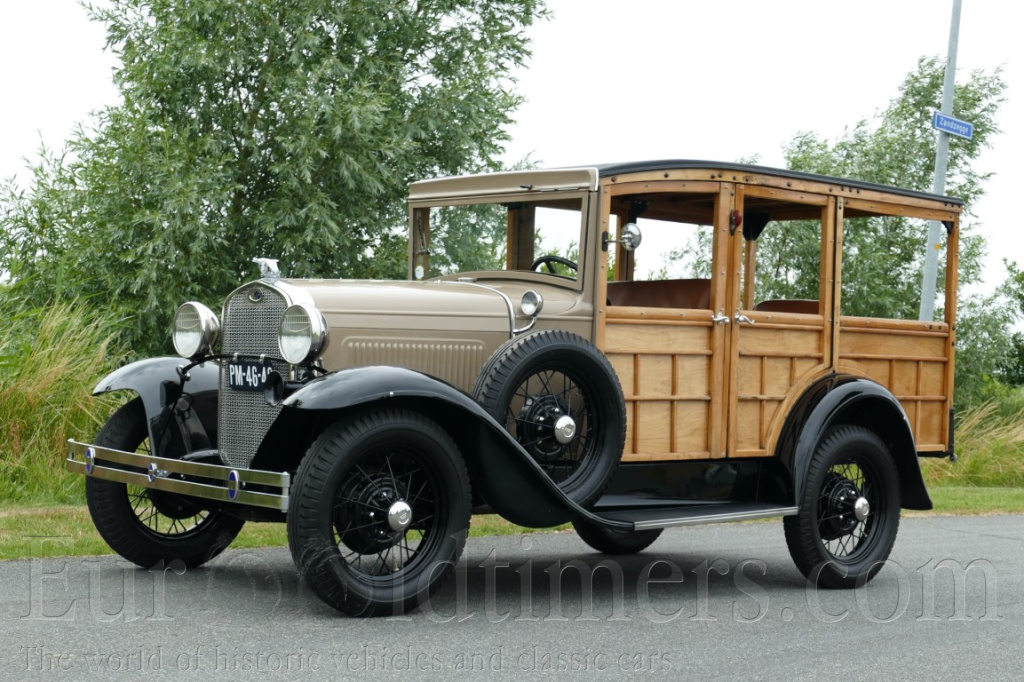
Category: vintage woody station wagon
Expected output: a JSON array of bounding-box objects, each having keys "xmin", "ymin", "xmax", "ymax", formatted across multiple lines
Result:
[{"xmin": 67, "ymin": 160, "xmax": 960, "ymax": 616}]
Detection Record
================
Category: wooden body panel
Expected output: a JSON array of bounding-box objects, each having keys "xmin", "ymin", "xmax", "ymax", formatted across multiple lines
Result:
[
  {"xmin": 838, "ymin": 317, "xmax": 952, "ymax": 451},
  {"xmin": 591, "ymin": 165, "xmax": 960, "ymax": 464},
  {"xmin": 604, "ymin": 312, "xmax": 722, "ymax": 461},
  {"xmin": 732, "ymin": 315, "xmax": 828, "ymax": 456}
]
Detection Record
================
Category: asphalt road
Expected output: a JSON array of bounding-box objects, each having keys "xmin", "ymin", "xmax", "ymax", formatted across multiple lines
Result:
[{"xmin": 2, "ymin": 515, "xmax": 1022, "ymax": 681}]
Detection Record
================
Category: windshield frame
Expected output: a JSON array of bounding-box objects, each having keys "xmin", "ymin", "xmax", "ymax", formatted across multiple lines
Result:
[{"xmin": 407, "ymin": 188, "xmax": 591, "ymax": 293}]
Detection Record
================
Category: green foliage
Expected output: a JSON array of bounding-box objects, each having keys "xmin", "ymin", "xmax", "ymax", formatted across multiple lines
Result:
[
  {"xmin": 0, "ymin": 0, "xmax": 545, "ymax": 355},
  {"xmin": 953, "ymin": 294, "xmax": 1018, "ymax": 406},
  {"xmin": 669, "ymin": 57, "xmax": 1009, "ymax": 406},
  {"xmin": 0, "ymin": 297, "xmax": 123, "ymax": 505},
  {"xmin": 429, "ymin": 203, "xmax": 507, "ymax": 275},
  {"xmin": 778, "ymin": 57, "xmax": 1004, "ymax": 315}
]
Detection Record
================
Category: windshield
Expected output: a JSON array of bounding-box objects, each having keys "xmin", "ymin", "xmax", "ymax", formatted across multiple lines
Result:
[{"xmin": 410, "ymin": 196, "xmax": 585, "ymax": 283}]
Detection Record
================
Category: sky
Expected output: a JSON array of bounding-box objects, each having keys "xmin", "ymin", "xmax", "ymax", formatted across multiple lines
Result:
[{"xmin": 1, "ymin": 0, "xmax": 1019, "ymax": 293}]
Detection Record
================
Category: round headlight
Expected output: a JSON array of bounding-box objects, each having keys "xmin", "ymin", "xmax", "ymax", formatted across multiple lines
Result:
[
  {"xmin": 521, "ymin": 290, "xmax": 544, "ymax": 317},
  {"xmin": 172, "ymin": 302, "xmax": 220, "ymax": 358},
  {"xmin": 278, "ymin": 304, "xmax": 329, "ymax": 365}
]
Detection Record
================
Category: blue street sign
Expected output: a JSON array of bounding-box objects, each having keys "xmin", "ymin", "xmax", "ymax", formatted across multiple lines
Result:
[{"xmin": 932, "ymin": 112, "xmax": 973, "ymax": 139}]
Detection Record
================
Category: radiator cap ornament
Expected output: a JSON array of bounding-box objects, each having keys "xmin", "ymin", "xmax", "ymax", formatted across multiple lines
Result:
[{"xmin": 252, "ymin": 257, "xmax": 280, "ymax": 281}]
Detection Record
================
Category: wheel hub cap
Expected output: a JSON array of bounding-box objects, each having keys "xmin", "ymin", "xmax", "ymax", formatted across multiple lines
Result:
[
  {"xmin": 554, "ymin": 415, "xmax": 577, "ymax": 444},
  {"xmin": 387, "ymin": 500, "xmax": 413, "ymax": 531},
  {"xmin": 854, "ymin": 496, "xmax": 870, "ymax": 522},
  {"xmin": 518, "ymin": 395, "xmax": 573, "ymax": 461}
]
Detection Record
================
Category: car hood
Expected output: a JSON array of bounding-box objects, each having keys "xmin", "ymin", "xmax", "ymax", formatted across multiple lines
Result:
[
  {"xmin": 270, "ymin": 277, "xmax": 586, "ymax": 392},
  {"xmin": 286, "ymin": 278, "xmax": 515, "ymax": 334}
]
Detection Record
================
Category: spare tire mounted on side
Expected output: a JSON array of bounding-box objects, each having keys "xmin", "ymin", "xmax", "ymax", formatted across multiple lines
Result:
[{"xmin": 473, "ymin": 329, "xmax": 626, "ymax": 508}]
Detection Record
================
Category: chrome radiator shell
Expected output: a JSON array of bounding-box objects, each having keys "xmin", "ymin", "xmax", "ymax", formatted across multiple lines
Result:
[{"xmin": 217, "ymin": 281, "xmax": 292, "ymax": 468}]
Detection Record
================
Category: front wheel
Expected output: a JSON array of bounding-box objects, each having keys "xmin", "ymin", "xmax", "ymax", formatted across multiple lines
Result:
[
  {"xmin": 783, "ymin": 425, "xmax": 901, "ymax": 589},
  {"xmin": 85, "ymin": 398, "xmax": 244, "ymax": 569},
  {"xmin": 287, "ymin": 409, "xmax": 471, "ymax": 617}
]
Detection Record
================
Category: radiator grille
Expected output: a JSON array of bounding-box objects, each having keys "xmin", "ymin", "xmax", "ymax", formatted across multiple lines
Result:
[{"xmin": 218, "ymin": 284, "xmax": 289, "ymax": 468}]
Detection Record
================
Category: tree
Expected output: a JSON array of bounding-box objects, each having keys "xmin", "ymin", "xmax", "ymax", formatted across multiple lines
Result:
[
  {"xmin": 0, "ymin": 0, "xmax": 545, "ymax": 354},
  {"xmin": 770, "ymin": 57, "xmax": 1004, "ymax": 313},
  {"xmin": 779, "ymin": 57, "xmax": 1011, "ymax": 406},
  {"xmin": 669, "ymin": 57, "xmax": 1008, "ymax": 405}
]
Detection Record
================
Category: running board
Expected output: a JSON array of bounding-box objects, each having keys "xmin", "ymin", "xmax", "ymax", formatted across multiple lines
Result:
[{"xmin": 595, "ymin": 503, "xmax": 799, "ymax": 531}]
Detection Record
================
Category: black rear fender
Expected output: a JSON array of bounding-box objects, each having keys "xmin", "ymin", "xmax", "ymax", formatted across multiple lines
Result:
[{"xmin": 776, "ymin": 375, "xmax": 932, "ymax": 511}]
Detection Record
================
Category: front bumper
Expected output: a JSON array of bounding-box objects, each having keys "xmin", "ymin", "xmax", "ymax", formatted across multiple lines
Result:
[{"xmin": 66, "ymin": 440, "xmax": 290, "ymax": 511}]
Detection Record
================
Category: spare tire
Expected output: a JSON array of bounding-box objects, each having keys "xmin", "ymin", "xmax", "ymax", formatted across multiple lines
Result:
[{"xmin": 473, "ymin": 330, "xmax": 625, "ymax": 508}]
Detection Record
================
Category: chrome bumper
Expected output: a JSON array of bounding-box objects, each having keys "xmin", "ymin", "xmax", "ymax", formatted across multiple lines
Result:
[{"xmin": 66, "ymin": 440, "xmax": 290, "ymax": 511}]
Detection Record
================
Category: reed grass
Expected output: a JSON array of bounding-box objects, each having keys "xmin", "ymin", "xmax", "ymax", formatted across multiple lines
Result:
[
  {"xmin": 0, "ymin": 299, "xmax": 122, "ymax": 505},
  {"xmin": 922, "ymin": 394, "xmax": 1024, "ymax": 488}
]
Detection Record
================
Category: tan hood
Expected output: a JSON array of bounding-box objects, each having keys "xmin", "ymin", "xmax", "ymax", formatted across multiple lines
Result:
[
  {"xmin": 288, "ymin": 279, "xmax": 514, "ymax": 334},
  {"xmin": 281, "ymin": 279, "xmax": 517, "ymax": 390}
]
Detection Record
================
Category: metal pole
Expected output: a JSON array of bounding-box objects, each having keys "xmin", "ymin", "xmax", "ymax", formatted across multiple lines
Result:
[{"xmin": 919, "ymin": 0, "xmax": 963, "ymax": 321}]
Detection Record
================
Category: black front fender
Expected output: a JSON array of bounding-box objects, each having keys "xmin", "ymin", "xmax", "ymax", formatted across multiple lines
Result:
[
  {"xmin": 271, "ymin": 366, "xmax": 625, "ymax": 529},
  {"xmin": 777, "ymin": 374, "xmax": 932, "ymax": 510},
  {"xmin": 93, "ymin": 357, "xmax": 220, "ymax": 458}
]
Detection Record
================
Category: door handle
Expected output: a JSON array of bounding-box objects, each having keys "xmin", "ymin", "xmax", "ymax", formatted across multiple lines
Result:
[
  {"xmin": 711, "ymin": 313, "xmax": 731, "ymax": 325},
  {"xmin": 735, "ymin": 314, "xmax": 755, "ymax": 325}
]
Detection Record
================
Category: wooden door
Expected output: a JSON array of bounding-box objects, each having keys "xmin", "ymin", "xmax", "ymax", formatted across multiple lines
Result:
[
  {"xmin": 599, "ymin": 181, "xmax": 733, "ymax": 461},
  {"xmin": 725, "ymin": 186, "xmax": 837, "ymax": 457}
]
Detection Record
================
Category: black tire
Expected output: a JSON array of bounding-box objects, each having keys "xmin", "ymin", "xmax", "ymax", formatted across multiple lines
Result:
[
  {"xmin": 85, "ymin": 398, "xmax": 244, "ymax": 569},
  {"xmin": 572, "ymin": 518, "xmax": 662, "ymax": 555},
  {"xmin": 287, "ymin": 409, "xmax": 471, "ymax": 617},
  {"xmin": 783, "ymin": 425, "xmax": 901, "ymax": 589},
  {"xmin": 473, "ymin": 330, "xmax": 625, "ymax": 508}
]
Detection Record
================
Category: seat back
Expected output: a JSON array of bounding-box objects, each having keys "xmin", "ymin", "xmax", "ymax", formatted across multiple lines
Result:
[
  {"xmin": 607, "ymin": 279, "xmax": 711, "ymax": 309},
  {"xmin": 752, "ymin": 299, "xmax": 819, "ymax": 315}
]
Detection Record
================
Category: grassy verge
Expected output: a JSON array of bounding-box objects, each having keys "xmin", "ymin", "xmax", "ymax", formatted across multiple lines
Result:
[{"xmin": 3, "ymin": 486, "xmax": 1021, "ymax": 562}]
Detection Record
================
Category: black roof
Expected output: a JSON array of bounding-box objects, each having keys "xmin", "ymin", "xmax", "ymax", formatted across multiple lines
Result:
[{"xmin": 593, "ymin": 160, "xmax": 963, "ymax": 206}]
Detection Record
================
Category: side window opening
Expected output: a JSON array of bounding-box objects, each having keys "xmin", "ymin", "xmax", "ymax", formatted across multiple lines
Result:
[
  {"xmin": 740, "ymin": 197, "xmax": 826, "ymax": 316},
  {"xmin": 839, "ymin": 213, "xmax": 940, "ymax": 321},
  {"xmin": 607, "ymin": 192, "xmax": 717, "ymax": 310}
]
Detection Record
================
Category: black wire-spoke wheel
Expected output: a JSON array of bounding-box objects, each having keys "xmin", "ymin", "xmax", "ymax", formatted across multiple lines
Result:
[
  {"xmin": 125, "ymin": 482, "xmax": 210, "ymax": 539},
  {"xmin": 288, "ymin": 410, "xmax": 471, "ymax": 617},
  {"xmin": 474, "ymin": 330, "xmax": 625, "ymax": 508},
  {"xmin": 784, "ymin": 425, "xmax": 901, "ymax": 589},
  {"xmin": 572, "ymin": 518, "xmax": 662, "ymax": 555},
  {"xmin": 85, "ymin": 398, "xmax": 244, "ymax": 568},
  {"xmin": 510, "ymin": 369, "xmax": 591, "ymax": 482}
]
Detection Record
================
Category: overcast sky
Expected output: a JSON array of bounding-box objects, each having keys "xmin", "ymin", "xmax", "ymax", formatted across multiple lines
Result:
[{"xmin": 1, "ymin": 0, "xmax": 1019, "ymax": 292}]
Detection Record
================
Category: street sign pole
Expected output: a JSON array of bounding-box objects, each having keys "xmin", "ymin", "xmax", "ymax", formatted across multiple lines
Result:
[{"xmin": 919, "ymin": 0, "xmax": 963, "ymax": 322}]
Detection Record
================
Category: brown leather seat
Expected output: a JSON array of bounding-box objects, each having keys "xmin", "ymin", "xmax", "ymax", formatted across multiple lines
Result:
[
  {"xmin": 752, "ymin": 299, "xmax": 819, "ymax": 314},
  {"xmin": 607, "ymin": 279, "xmax": 711, "ymax": 309}
]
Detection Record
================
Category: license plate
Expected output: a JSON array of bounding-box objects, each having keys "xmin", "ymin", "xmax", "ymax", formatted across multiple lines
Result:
[{"xmin": 228, "ymin": 358, "xmax": 273, "ymax": 391}]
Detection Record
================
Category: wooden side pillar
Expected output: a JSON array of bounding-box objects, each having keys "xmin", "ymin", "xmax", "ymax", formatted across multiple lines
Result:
[
  {"xmin": 506, "ymin": 204, "xmax": 536, "ymax": 271},
  {"xmin": 411, "ymin": 207, "xmax": 430, "ymax": 279}
]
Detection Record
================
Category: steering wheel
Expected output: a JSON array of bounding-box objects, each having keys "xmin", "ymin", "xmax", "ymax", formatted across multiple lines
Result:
[{"xmin": 530, "ymin": 255, "xmax": 578, "ymax": 274}]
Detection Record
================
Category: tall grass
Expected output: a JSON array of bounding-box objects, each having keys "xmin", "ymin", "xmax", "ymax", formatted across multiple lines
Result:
[
  {"xmin": 0, "ymin": 300, "xmax": 123, "ymax": 506},
  {"xmin": 922, "ymin": 393, "xmax": 1024, "ymax": 488}
]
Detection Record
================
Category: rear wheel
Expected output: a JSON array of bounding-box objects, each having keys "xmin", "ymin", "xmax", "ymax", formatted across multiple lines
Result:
[
  {"xmin": 288, "ymin": 409, "xmax": 471, "ymax": 617},
  {"xmin": 784, "ymin": 425, "xmax": 901, "ymax": 588},
  {"xmin": 572, "ymin": 518, "xmax": 662, "ymax": 554},
  {"xmin": 85, "ymin": 398, "xmax": 244, "ymax": 568}
]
